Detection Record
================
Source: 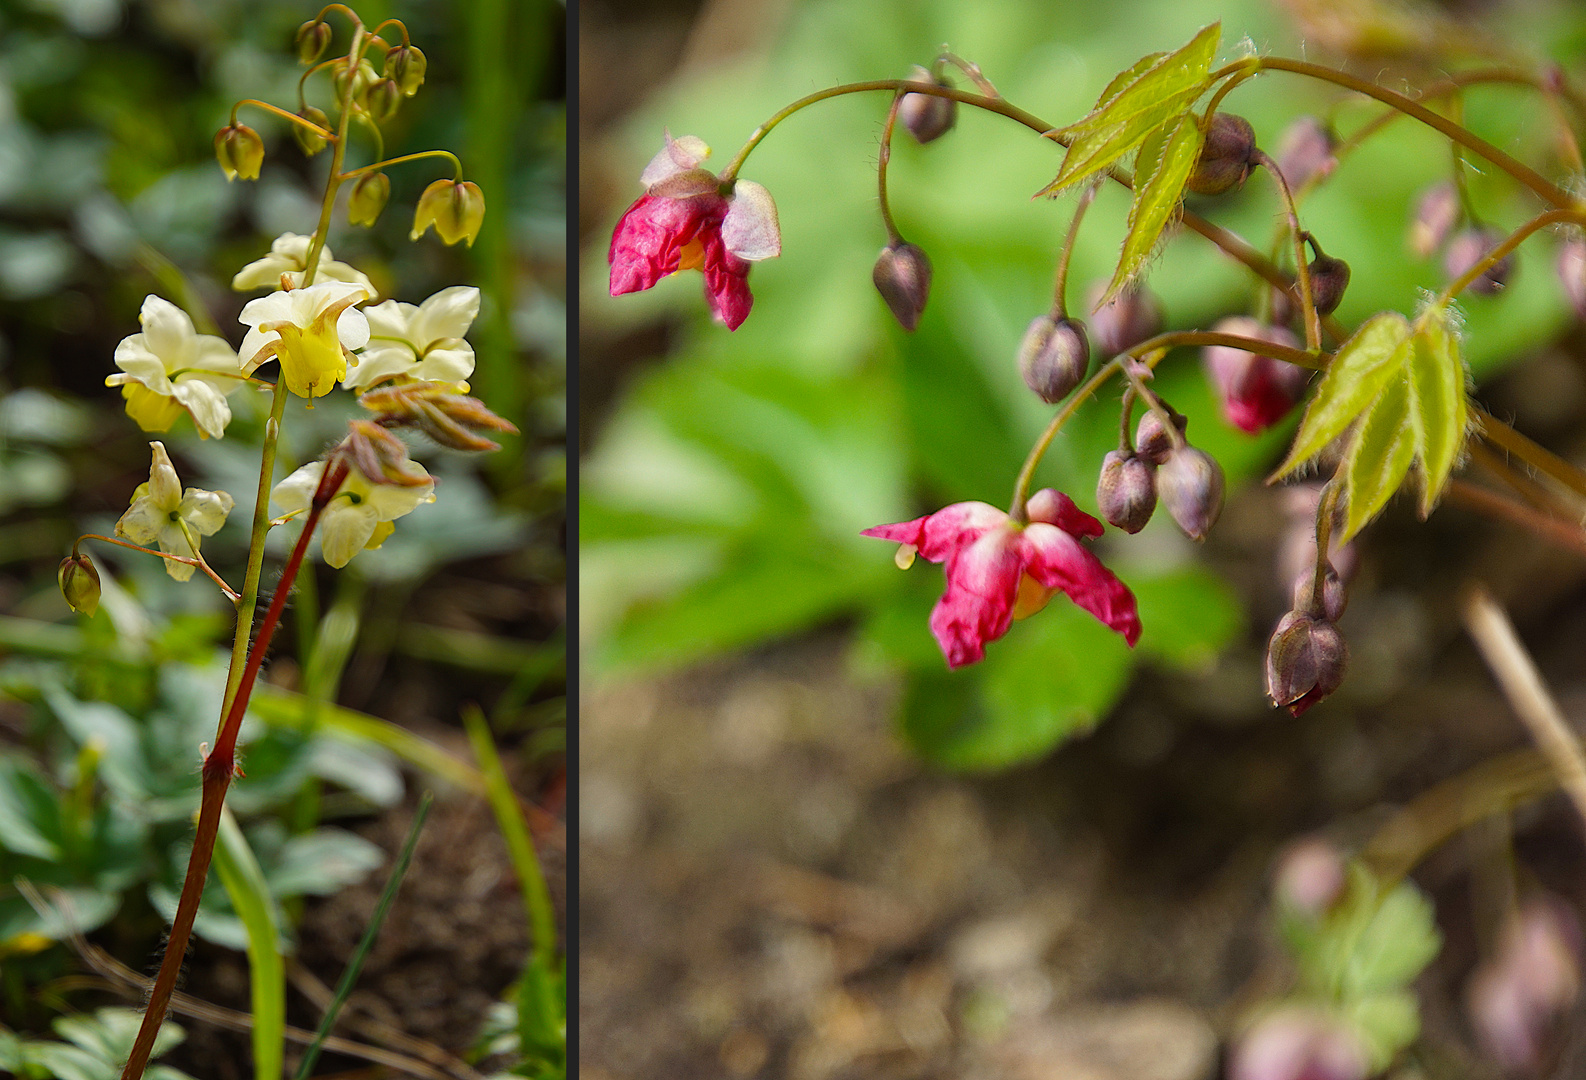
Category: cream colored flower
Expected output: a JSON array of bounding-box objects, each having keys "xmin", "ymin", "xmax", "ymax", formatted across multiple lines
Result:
[
  {"xmin": 239, "ymin": 282, "xmax": 371, "ymax": 398},
  {"xmin": 231, "ymin": 232, "xmax": 377, "ymax": 297},
  {"xmin": 104, "ymin": 296, "xmax": 242, "ymax": 440},
  {"xmin": 271, "ymin": 459, "xmax": 435, "ymax": 568},
  {"xmin": 115, "ymin": 442, "xmax": 234, "ymax": 582},
  {"xmin": 343, "ymin": 286, "xmax": 479, "ymax": 391}
]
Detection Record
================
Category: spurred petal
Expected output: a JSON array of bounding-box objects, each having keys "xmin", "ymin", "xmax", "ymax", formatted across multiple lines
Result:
[
  {"xmin": 862, "ymin": 501, "xmax": 1007, "ymax": 563},
  {"xmin": 1021, "ymin": 524, "xmax": 1141, "ymax": 645},
  {"xmin": 608, "ymin": 193, "xmax": 726, "ymax": 296},
  {"xmin": 702, "ymin": 235, "xmax": 754, "ymax": 330}
]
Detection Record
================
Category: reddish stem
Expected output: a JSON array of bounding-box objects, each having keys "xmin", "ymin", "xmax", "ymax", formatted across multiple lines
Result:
[{"xmin": 119, "ymin": 459, "xmax": 347, "ymax": 1080}]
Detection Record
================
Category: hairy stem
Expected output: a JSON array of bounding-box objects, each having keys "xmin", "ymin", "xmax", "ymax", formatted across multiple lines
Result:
[
  {"xmin": 1436, "ymin": 207, "xmax": 1586, "ymax": 306},
  {"xmin": 876, "ymin": 92, "xmax": 904, "ymax": 244},
  {"xmin": 1052, "ymin": 181, "xmax": 1098, "ymax": 317},
  {"xmin": 1253, "ymin": 149, "xmax": 1320, "ymax": 350}
]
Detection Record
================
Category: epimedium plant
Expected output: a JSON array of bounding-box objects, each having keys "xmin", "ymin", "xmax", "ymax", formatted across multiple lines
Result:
[
  {"xmin": 604, "ymin": 18, "xmax": 1586, "ymax": 1076},
  {"xmin": 49, "ymin": 7, "xmax": 515, "ymax": 1079}
]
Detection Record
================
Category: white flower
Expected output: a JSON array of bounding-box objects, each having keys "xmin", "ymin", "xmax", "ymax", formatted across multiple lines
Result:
[
  {"xmin": 115, "ymin": 442, "xmax": 234, "ymax": 582},
  {"xmin": 231, "ymin": 232, "xmax": 377, "ymax": 297},
  {"xmin": 271, "ymin": 459, "xmax": 435, "ymax": 568},
  {"xmin": 104, "ymin": 296, "xmax": 242, "ymax": 440},
  {"xmin": 343, "ymin": 286, "xmax": 480, "ymax": 391},
  {"xmin": 238, "ymin": 282, "xmax": 371, "ymax": 398}
]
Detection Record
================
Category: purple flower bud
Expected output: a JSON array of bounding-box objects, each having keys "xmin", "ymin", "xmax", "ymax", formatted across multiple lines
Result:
[
  {"xmin": 1265, "ymin": 611, "xmax": 1347, "ymax": 716},
  {"xmin": 1275, "ymin": 116, "xmax": 1337, "ymax": 191},
  {"xmin": 1187, "ymin": 112, "xmax": 1256, "ymax": 196},
  {"xmin": 1408, "ymin": 181, "xmax": 1460, "ymax": 259},
  {"xmin": 1467, "ymin": 897, "xmax": 1582, "ymax": 1073},
  {"xmin": 1019, "ymin": 315, "xmax": 1089, "ymax": 402},
  {"xmin": 1306, "ymin": 253, "xmax": 1350, "ymax": 316},
  {"xmin": 1558, "ymin": 238, "xmax": 1586, "ymax": 319},
  {"xmin": 1203, "ymin": 316, "xmax": 1308, "ymax": 434},
  {"xmin": 1158, "ymin": 446, "xmax": 1224, "ymax": 541},
  {"xmin": 1134, "ymin": 407, "xmax": 1188, "ymax": 466},
  {"xmin": 899, "ymin": 66, "xmax": 957, "ymax": 145},
  {"xmin": 1097, "ymin": 450, "xmax": 1157, "ymax": 534},
  {"xmin": 1444, "ymin": 226, "xmax": 1514, "ymax": 295},
  {"xmin": 873, "ymin": 241, "xmax": 932, "ymax": 331},
  {"xmin": 1088, "ymin": 281, "xmax": 1164, "ymax": 356},
  {"xmin": 1292, "ymin": 560, "xmax": 1347, "ymax": 622},
  {"xmin": 1273, "ymin": 837, "xmax": 1347, "ymax": 916},
  {"xmin": 1230, "ymin": 1007, "xmax": 1369, "ymax": 1080}
]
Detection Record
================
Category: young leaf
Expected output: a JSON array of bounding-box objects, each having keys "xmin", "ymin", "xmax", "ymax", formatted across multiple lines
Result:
[
  {"xmin": 1341, "ymin": 372, "xmax": 1417, "ymax": 541},
  {"xmin": 212, "ymin": 809, "xmax": 286, "ymax": 1080},
  {"xmin": 1406, "ymin": 305, "xmax": 1468, "ymax": 517},
  {"xmin": 1106, "ymin": 112, "xmax": 1203, "ymax": 298},
  {"xmin": 1274, "ymin": 312, "xmax": 1411, "ymax": 478},
  {"xmin": 1037, "ymin": 23, "xmax": 1220, "ymax": 196}
]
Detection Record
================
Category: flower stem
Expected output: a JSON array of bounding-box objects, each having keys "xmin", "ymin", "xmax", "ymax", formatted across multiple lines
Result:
[
  {"xmin": 303, "ymin": 25, "xmax": 369, "ymax": 283},
  {"xmin": 340, "ymin": 148, "xmax": 463, "ymax": 183},
  {"xmin": 118, "ymin": 467, "xmax": 340, "ymax": 1080},
  {"xmin": 1252, "ymin": 149, "xmax": 1321, "ymax": 351},
  {"xmin": 75, "ymin": 533, "xmax": 238, "ymax": 602},
  {"xmin": 221, "ymin": 381, "xmax": 288, "ymax": 721},
  {"xmin": 876, "ymin": 92, "xmax": 905, "ymax": 245},
  {"xmin": 1309, "ymin": 481, "xmax": 1340, "ymax": 613},
  {"xmin": 233, "ymin": 99, "xmax": 336, "ymax": 141},
  {"xmin": 1433, "ymin": 206, "xmax": 1586, "ymax": 306},
  {"xmin": 1051, "ymin": 181, "xmax": 1098, "ymax": 317}
]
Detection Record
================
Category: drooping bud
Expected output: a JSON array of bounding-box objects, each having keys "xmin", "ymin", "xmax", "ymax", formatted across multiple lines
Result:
[
  {"xmin": 1134, "ymin": 407, "xmax": 1187, "ymax": 466},
  {"xmin": 1467, "ymin": 896, "xmax": 1582, "ymax": 1073},
  {"xmin": 1018, "ymin": 315, "xmax": 1089, "ymax": 402},
  {"xmin": 384, "ymin": 44, "xmax": 428, "ymax": 97},
  {"xmin": 293, "ymin": 105, "xmax": 331, "ymax": 157},
  {"xmin": 899, "ymin": 66, "xmax": 956, "ymax": 145},
  {"xmin": 214, "ymin": 123, "xmax": 264, "ymax": 182},
  {"xmin": 359, "ymin": 383, "xmax": 520, "ymax": 452},
  {"xmin": 1444, "ymin": 226, "xmax": 1514, "ymax": 295},
  {"xmin": 1158, "ymin": 445, "xmax": 1225, "ymax": 541},
  {"xmin": 1293, "ymin": 560, "xmax": 1347, "ymax": 622},
  {"xmin": 1265, "ymin": 610, "xmax": 1347, "ymax": 716},
  {"xmin": 1202, "ymin": 316, "xmax": 1308, "ymax": 434},
  {"xmin": 410, "ymin": 179, "xmax": 487, "ymax": 247},
  {"xmin": 295, "ymin": 19, "xmax": 332, "ymax": 64},
  {"xmin": 365, "ymin": 78, "xmax": 402, "ymax": 123},
  {"xmin": 1273, "ymin": 837, "xmax": 1347, "ymax": 916},
  {"xmin": 1408, "ymin": 181, "xmax": 1460, "ymax": 258},
  {"xmin": 341, "ymin": 420, "xmax": 433, "ymax": 487},
  {"xmin": 872, "ymin": 241, "xmax": 932, "ymax": 331},
  {"xmin": 1230, "ymin": 1006, "xmax": 1369, "ymax": 1080},
  {"xmin": 348, "ymin": 171, "xmax": 391, "ymax": 227},
  {"xmin": 1088, "ymin": 281, "xmax": 1164, "ymax": 356},
  {"xmin": 1187, "ymin": 112, "xmax": 1256, "ymax": 196},
  {"xmin": 1558, "ymin": 238, "xmax": 1586, "ymax": 319},
  {"xmin": 334, "ymin": 59, "xmax": 380, "ymax": 103},
  {"xmin": 58, "ymin": 553, "xmax": 101, "ymax": 617},
  {"xmin": 1097, "ymin": 450, "xmax": 1157, "ymax": 534},
  {"xmin": 1306, "ymin": 253, "xmax": 1351, "ymax": 316},
  {"xmin": 1274, "ymin": 116, "xmax": 1337, "ymax": 191}
]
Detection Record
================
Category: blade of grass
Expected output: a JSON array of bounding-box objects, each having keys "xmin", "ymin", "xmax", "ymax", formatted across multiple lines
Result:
[
  {"xmin": 212, "ymin": 808, "xmax": 285, "ymax": 1080},
  {"xmin": 293, "ymin": 791, "xmax": 433, "ymax": 1080},
  {"xmin": 462, "ymin": 705, "xmax": 563, "ymax": 1064}
]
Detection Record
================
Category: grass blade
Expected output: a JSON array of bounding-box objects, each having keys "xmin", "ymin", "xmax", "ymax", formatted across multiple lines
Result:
[{"xmin": 212, "ymin": 808, "xmax": 285, "ymax": 1080}]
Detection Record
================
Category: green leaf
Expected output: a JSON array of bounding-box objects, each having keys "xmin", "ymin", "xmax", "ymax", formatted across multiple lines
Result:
[
  {"xmin": 212, "ymin": 810, "xmax": 286, "ymax": 1080},
  {"xmin": 1107, "ymin": 112, "xmax": 1203, "ymax": 298},
  {"xmin": 901, "ymin": 604, "xmax": 1133, "ymax": 770},
  {"xmin": 1132, "ymin": 566, "xmax": 1244, "ymax": 670},
  {"xmin": 0, "ymin": 758, "xmax": 65, "ymax": 861},
  {"xmin": 1275, "ymin": 312, "xmax": 1411, "ymax": 478},
  {"xmin": 1342, "ymin": 876, "xmax": 1442, "ymax": 994},
  {"xmin": 1406, "ymin": 305, "xmax": 1468, "ymax": 517},
  {"xmin": 1348, "ymin": 992, "xmax": 1421, "ymax": 1071},
  {"xmin": 1090, "ymin": 53, "xmax": 1167, "ymax": 113},
  {"xmin": 1341, "ymin": 373, "xmax": 1417, "ymax": 541},
  {"xmin": 1038, "ymin": 23, "xmax": 1220, "ymax": 196}
]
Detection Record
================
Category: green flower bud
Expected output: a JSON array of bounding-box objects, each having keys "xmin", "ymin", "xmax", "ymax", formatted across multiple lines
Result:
[
  {"xmin": 214, "ymin": 123, "xmax": 264, "ymax": 182},
  {"xmin": 58, "ymin": 553, "xmax": 100, "ymax": 616},
  {"xmin": 410, "ymin": 179, "xmax": 487, "ymax": 247},
  {"xmin": 385, "ymin": 45, "xmax": 428, "ymax": 97},
  {"xmin": 365, "ymin": 78, "xmax": 402, "ymax": 124},
  {"xmin": 295, "ymin": 19, "xmax": 332, "ymax": 64},
  {"xmin": 293, "ymin": 105, "xmax": 331, "ymax": 157},
  {"xmin": 348, "ymin": 172, "xmax": 391, "ymax": 227}
]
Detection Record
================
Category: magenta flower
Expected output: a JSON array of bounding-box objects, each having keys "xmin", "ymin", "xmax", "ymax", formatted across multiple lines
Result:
[
  {"xmin": 608, "ymin": 132, "xmax": 781, "ymax": 330},
  {"xmin": 1203, "ymin": 317, "xmax": 1309, "ymax": 434},
  {"xmin": 864, "ymin": 490, "xmax": 1141, "ymax": 669}
]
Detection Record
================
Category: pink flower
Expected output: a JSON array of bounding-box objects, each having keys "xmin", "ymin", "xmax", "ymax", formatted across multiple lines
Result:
[
  {"xmin": 864, "ymin": 490, "xmax": 1141, "ymax": 669},
  {"xmin": 1203, "ymin": 317, "xmax": 1309, "ymax": 434},
  {"xmin": 608, "ymin": 133, "xmax": 780, "ymax": 331}
]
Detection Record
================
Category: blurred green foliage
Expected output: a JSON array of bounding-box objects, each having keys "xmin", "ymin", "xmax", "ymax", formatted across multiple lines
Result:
[{"xmin": 583, "ymin": 0, "xmax": 1581, "ymax": 767}]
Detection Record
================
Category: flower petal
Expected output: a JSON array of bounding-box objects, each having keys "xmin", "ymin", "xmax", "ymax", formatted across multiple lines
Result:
[
  {"xmin": 110, "ymin": 337, "xmax": 173, "ymax": 391},
  {"xmin": 115, "ymin": 496, "xmax": 166, "ymax": 546},
  {"xmin": 410, "ymin": 286, "xmax": 480, "ymax": 345},
  {"xmin": 170, "ymin": 380, "xmax": 232, "ymax": 440},
  {"xmin": 148, "ymin": 442, "xmax": 182, "ymax": 509},
  {"xmin": 270, "ymin": 462, "xmax": 322, "ymax": 515},
  {"xmin": 640, "ymin": 132, "xmax": 711, "ymax": 187},
  {"xmin": 1021, "ymin": 524, "xmax": 1141, "ymax": 646},
  {"xmin": 414, "ymin": 342, "xmax": 475, "ymax": 385},
  {"xmin": 138, "ymin": 296, "xmax": 196, "ymax": 366},
  {"xmin": 320, "ymin": 503, "xmax": 379, "ymax": 568},
  {"xmin": 179, "ymin": 487, "xmax": 234, "ymax": 535},
  {"xmin": 364, "ymin": 299, "xmax": 416, "ymax": 339},
  {"xmin": 1025, "ymin": 489, "xmax": 1104, "ymax": 538},
  {"xmin": 343, "ymin": 344, "xmax": 417, "ymax": 390},
  {"xmin": 930, "ymin": 526, "xmax": 1023, "ymax": 668},
  {"xmin": 721, "ymin": 180, "xmax": 781, "ymax": 262}
]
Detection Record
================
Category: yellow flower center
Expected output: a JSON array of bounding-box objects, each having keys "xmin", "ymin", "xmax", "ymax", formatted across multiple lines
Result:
[
  {"xmin": 262, "ymin": 304, "xmax": 354, "ymax": 398},
  {"xmin": 121, "ymin": 384, "xmax": 184, "ymax": 432},
  {"xmin": 1011, "ymin": 573, "xmax": 1056, "ymax": 620},
  {"xmin": 677, "ymin": 236, "xmax": 707, "ymax": 273}
]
